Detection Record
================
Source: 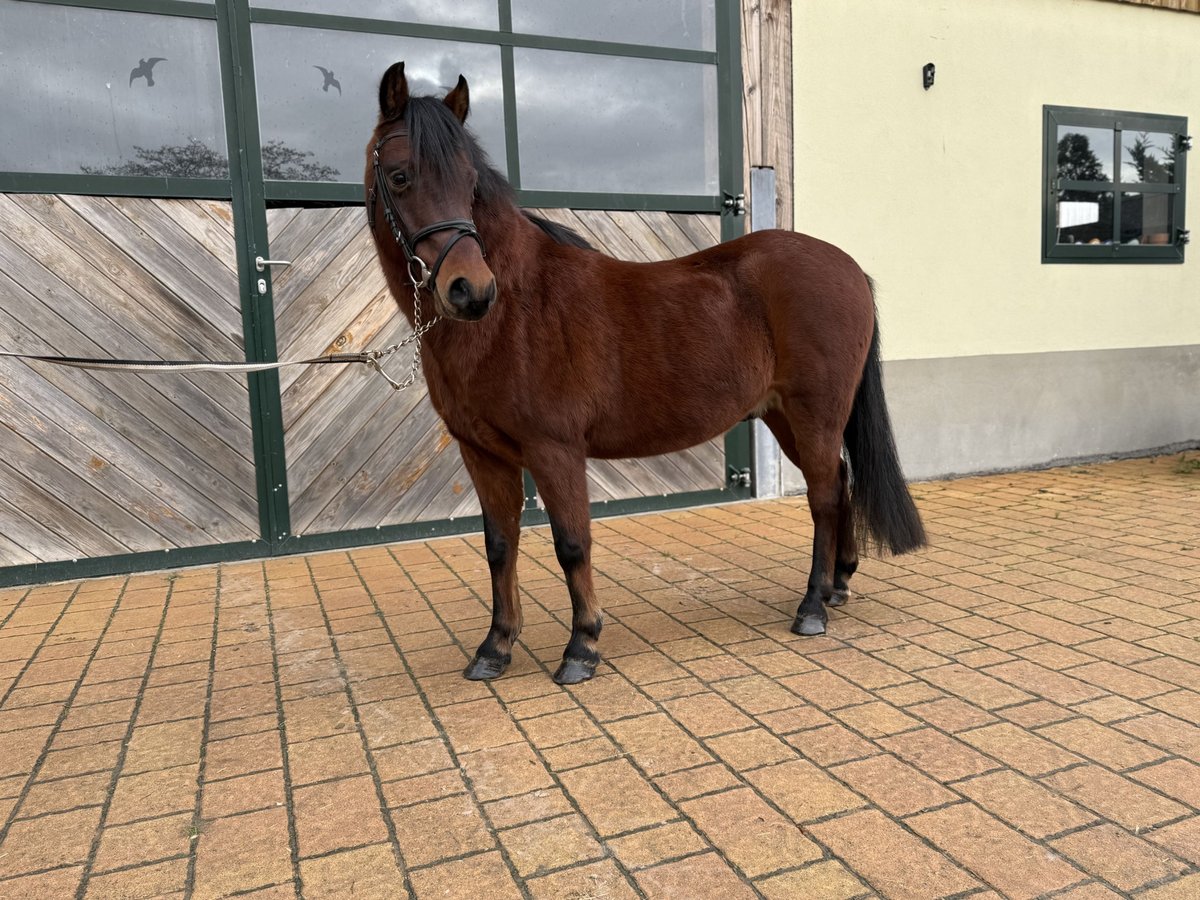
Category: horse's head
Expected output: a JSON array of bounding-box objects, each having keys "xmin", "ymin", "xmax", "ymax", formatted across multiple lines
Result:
[{"xmin": 367, "ymin": 62, "xmax": 496, "ymax": 321}]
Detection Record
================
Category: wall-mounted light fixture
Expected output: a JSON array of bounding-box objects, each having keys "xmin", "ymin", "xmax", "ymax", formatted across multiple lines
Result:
[{"xmin": 923, "ymin": 62, "xmax": 936, "ymax": 90}]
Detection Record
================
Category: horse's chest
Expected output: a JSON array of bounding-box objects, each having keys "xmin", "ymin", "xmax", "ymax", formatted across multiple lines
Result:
[{"xmin": 429, "ymin": 386, "xmax": 519, "ymax": 453}]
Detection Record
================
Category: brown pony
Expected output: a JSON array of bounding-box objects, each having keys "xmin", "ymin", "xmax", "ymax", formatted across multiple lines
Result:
[{"xmin": 366, "ymin": 63, "xmax": 926, "ymax": 684}]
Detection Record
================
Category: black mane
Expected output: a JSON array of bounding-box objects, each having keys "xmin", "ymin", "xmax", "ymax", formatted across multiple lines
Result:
[
  {"xmin": 523, "ymin": 213, "xmax": 596, "ymax": 250},
  {"xmin": 398, "ymin": 95, "xmax": 595, "ymax": 251}
]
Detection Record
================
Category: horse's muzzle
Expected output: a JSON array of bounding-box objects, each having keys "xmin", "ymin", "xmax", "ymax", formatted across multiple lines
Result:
[{"xmin": 444, "ymin": 276, "xmax": 496, "ymax": 321}]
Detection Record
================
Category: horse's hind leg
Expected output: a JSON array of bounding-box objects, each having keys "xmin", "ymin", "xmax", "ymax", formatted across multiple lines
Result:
[
  {"xmin": 460, "ymin": 443, "xmax": 525, "ymax": 680},
  {"xmin": 763, "ymin": 408, "xmax": 851, "ymax": 636},
  {"xmin": 526, "ymin": 445, "xmax": 602, "ymax": 684},
  {"xmin": 830, "ymin": 457, "xmax": 858, "ymax": 608}
]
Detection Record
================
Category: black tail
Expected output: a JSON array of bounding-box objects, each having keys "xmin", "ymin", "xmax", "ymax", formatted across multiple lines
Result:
[{"xmin": 843, "ymin": 284, "xmax": 927, "ymax": 555}]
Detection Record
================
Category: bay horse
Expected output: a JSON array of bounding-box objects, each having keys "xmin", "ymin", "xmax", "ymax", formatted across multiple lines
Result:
[{"xmin": 366, "ymin": 62, "xmax": 926, "ymax": 684}]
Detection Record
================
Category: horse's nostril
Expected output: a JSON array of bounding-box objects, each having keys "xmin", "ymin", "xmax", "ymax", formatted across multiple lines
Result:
[{"xmin": 447, "ymin": 277, "xmax": 472, "ymax": 308}]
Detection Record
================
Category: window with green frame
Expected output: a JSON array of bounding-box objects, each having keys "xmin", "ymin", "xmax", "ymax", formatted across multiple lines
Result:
[
  {"xmin": 0, "ymin": 0, "xmax": 230, "ymax": 196},
  {"xmin": 1043, "ymin": 105, "xmax": 1189, "ymax": 263},
  {"xmin": 0, "ymin": 0, "xmax": 729, "ymax": 213}
]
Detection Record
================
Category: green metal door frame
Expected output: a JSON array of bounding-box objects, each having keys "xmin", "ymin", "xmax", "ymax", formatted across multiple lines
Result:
[
  {"xmin": 217, "ymin": 0, "xmax": 291, "ymax": 548},
  {"xmin": 715, "ymin": 0, "xmax": 752, "ymax": 502},
  {"xmin": 0, "ymin": 0, "xmax": 751, "ymax": 587}
]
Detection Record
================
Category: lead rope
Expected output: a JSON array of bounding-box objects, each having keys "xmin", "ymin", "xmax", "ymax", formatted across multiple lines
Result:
[{"xmin": 0, "ymin": 280, "xmax": 438, "ymax": 393}]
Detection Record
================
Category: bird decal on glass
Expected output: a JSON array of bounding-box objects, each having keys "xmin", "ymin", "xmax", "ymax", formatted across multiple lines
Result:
[
  {"xmin": 314, "ymin": 65, "xmax": 342, "ymax": 96},
  {"xmin": 129, "ymin": 57, "xmax": 167, "ymax": 87}
]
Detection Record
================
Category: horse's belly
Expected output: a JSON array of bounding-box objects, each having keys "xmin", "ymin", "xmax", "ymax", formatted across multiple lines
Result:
[
  {"xmin": 587, "ymin": 428, "xmax": 717, "ymax": 460},
  {"xmin": 585, "ymin": 383, "xmax": 759, "ymax": 459}
]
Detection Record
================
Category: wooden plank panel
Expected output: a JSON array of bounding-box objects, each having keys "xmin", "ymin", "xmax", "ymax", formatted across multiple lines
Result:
[
  {"xmin": 2, "ymin": 196, "xmax": 250, "ymax": 430},
  {"xmin": 198, "ymin": 198, "xmax": 239, "ymax": 236},
  {"xmin": 2, "ymin": 196, "xmax": 243, "ymax": 362},
  {"xmin": 667, "ymin": 213, "xmax": 722, "ymax": 251},
  {"xmin": 0, "ymin": 531, "xmax": 37, "ymax": 568},
  {"xmin": 280, "ymin": 286, "xmax": 394, "ymax": 414},
  {"xmin": 450, "ymin": 483, "xmax": 483, "ymax": 520},
  {"xmin": 525, "ymin": 207, "xmax": 607, "ymax": 249},
  {"xmin": 584, "ymin": 459, "xmax": 646, "ymax": 503},
  {"xmin": 265, "ymin": 204, "xmax": 302, "ymax": 229},
  {"xmin": 288, "ymin": 377, "xmax": 428, "ymax": 532},
  {"xmin": 277, "ymin": 229, "xmax": 387, "ymax": 352},
  {"xmin": 0, "ymin": 496, "xmax": 79, "ymax": 564},
  {"xmin": 156, "ymin": 199, "xmax": 239, "ymax": 275},
  {"xmin": 654, "ymin": 443, "xmax": 725, "ymax": 488},
  {"xmin": 57, "ymin": 196, "xmax": 246, "ymax": 359},
  {"xmin": 0, "ymin": 362, "xmax": 243, "ymax": 546},
  {"xmin": 274, "ymin": 206, "xmax": 466, "ymax": 535},
  {"xmin": 414, "ymin": 459, "xmax": 478, "ymax": 523},
  {"xmin": 270, "ymin": 208, "xmax": 361, "ymax": 318},
  {"xmin": 762, "ymin": 0, "xmax": 794, "ymax": 231},
  {"xmin": 359, "ymin": 420, "xmax": 461, "ymax": 528},
  {"xmin": 107, "ymin": 197, "xmax": 241, "ymax": 319},
  {"xmin": 742, "ymin": 0, "xmax": 764, "ymax": 172},
  {"xmin": 0, "ymin": 232, "xmax": 253, "ymax": 469},
  {"xmin": 604, "ymin": 211, "xmax": 675, "ymax": 260},
  {"xmin": 633, "ymin": 211, "xmax": 702, "ymax": 258},
  {"xmin": 303, "ymin": 399, "xmax": 444, "ymax": 532},
  {"xmin": 0, "ymin": 195, "xmax": 258, "ymax": 564},
  {"xmin": 688, "ymin": 438, "xmax": 726, "ymax": 476},
  {"xmin": 284, "ymin": 315, "xmax": 417, "ymax": 483},
  {"xmin": 571, "ymin": 210, "xmax": 654, "ymax": 262},
  {"xmin": 0, "ymin": 428, "xmax": 164, "ymax": 554},
  {"xmin": 0, "ymin": 278, "xmax": 256, "ymax": 524}
]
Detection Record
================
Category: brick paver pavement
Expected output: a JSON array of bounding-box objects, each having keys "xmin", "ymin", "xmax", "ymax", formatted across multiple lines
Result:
[{"xmin": 0, "ymin": 453, "xmax": 1197, "ymax": 899}]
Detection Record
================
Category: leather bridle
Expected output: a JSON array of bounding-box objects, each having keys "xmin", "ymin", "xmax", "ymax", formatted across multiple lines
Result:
[{"xmin": 367, "ymin": 130, "xmax": 487, "ymax": 292}]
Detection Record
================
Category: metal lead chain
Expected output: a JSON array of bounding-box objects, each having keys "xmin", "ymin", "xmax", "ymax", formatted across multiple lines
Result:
[{"xmin": 367, "ymin": 283, "xmax": 440, "ymax": 391}]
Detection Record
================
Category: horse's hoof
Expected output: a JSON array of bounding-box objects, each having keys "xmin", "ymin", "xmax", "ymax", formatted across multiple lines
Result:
[
  {"xmin": 791, "ymin": 613, "xmax": 827, "ymax": 636},
  {"xmin": 827, "ymin": 589, "xmax": 851, "ymax": 608},
  {"xmin": 463, "ymin": 654, "xmax": 509, "ymax": 681},
  {"xmin": 553, "ymin": 658, "xmax": 597, "ymax": 685}
]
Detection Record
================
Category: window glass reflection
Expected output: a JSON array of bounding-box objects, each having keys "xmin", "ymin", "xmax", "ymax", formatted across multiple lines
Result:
[
  {"xmin": 512, "ymin": 0, "xmax": 716, "ymax": 50},
  {"xmin": 1121, "ymin": 131, "xmax": 1176, "ymax": 184},
  {"xmin": 252, "ymin": 27, "xmax": 506, "ymax": 182},
  {"xmin": 251, "ymin": 0, "xmax": 498, "ymax": 30},
  {"xmin": 1055, "ymin": 191, "xmax": 1113, "ymax": 245},
  {"xmin": 0, "ymin": 0, "xmax": 226, "ymax": 177},
  {"xmin": 1056, "ymin": 126, "xmax": 1113, "ymax": 183},
  {"xmin": 1120, "ymin": 192, "xmax": 1173, "ymax": 245},
  {"xmin": 514, "ymin": 49, "xmax": 717, "ymax": 194}
]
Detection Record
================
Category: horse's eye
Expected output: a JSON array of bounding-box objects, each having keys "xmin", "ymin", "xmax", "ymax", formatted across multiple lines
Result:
[{"xmin": 390, "ymin": 171, "xmax": 409, "ymax": 188}]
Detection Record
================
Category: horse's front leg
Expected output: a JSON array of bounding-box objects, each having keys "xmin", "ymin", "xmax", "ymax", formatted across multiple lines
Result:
[
  {"xmin": 460, "ymin": 442, "xmax": 525, "ymax": 680},
  {"xmin": 527, "ymin": 445, "xmax": 602, "ymax": 685}
]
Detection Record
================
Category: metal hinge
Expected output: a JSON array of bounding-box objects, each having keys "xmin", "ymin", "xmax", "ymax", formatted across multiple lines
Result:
[
  {"xmin": 1179, "ymin": 135, "xmax": 1193, "ymax": 152},
  {"xmin": 723, "ymin": 192, "xmax": 746, "ymax": 216},
  {"xmin": 1179, "ymin": 229, "xmax": 1191, "ymax": 246},
  {"xmin": 728, "ymin": 467, "xmax": 751, "ymax": 488}
]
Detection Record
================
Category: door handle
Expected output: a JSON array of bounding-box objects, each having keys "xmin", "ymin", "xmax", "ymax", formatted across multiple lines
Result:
[{"xmin": 255, "ymin": 256, "xmax": 292, "ymax": 272}]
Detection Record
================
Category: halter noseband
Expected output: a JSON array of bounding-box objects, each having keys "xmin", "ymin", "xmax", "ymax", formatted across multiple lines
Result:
[{"xmin": 367, "ymin": 130, "xmax": 487, "ymax": 292}]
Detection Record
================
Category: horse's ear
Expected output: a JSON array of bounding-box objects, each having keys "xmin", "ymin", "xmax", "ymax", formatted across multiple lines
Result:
[
  {"xmin": 444, "ymin": 75, "xmax": 469, "ymax": 123},
  {"xmin": 379, "ymin": 61, "xmax": 409, "ymax": 119}
]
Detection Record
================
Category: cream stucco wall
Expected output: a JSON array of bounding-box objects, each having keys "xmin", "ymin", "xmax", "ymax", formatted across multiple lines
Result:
[{"xmin": 792, "ymin": 0, "xmax": 1199, "ymax": 361}]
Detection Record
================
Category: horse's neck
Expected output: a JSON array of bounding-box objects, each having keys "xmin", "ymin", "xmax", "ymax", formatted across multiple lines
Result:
[
  {"xmin": 419, "ymin": 199, "xmax": 538, "ymax": 382},
  {"xmin": 474, "ymin": 200, "xmax": 541, "ymax": 293}
]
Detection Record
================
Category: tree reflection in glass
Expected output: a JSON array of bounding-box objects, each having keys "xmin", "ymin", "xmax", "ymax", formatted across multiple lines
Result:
[{"xmin": 1123, "ymin": 132, "xmax": 1175, "ymax": 184}]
